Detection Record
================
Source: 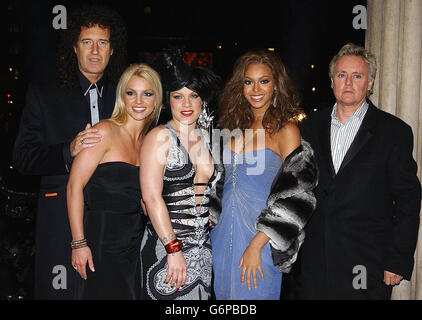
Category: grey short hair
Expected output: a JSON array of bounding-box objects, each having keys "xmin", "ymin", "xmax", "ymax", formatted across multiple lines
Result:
[
  {"xmin": 328, "ymin": 43, "xmax": 377, "ymax": 96},
  {"xmin": 328, "ymin": 43, "xmax": 377, "ymax": 82}
]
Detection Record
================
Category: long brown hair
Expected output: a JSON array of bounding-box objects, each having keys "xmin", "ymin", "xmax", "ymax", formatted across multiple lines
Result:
[{"xmin": 218, "ymin": 49, "xmax": 302, "ymax": 134}]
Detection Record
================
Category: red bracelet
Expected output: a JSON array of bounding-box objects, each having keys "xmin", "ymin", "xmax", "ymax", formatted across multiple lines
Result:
[
  {"xmin": 165, "ymin": 239, "xmax": 183, "ymax": 254},
  {"xmin": 165, "ymin": 239, "xmax": 182, "ymax": 253}
]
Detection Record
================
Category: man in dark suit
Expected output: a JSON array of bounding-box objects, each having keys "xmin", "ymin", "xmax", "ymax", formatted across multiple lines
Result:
[
  {"xmin": 12, "ymin": 4, "xmax": 127, "ymax": 299},
  {"xmin": 299, "ymin": 43, "xmax": 421, "ymax": 299}
]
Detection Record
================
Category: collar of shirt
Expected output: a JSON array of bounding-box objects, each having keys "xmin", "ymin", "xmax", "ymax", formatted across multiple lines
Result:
[
  {"xmin": 331, "ymin": 101, "xmax": 369, "ymax": 126},
  {"xmin": 77, "ymin": 70, "xmax": 105, "ymax": 98}
]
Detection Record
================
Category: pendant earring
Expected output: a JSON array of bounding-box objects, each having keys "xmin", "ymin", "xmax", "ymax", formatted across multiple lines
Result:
[
  {"xmin": 197, "ymin": 101, "xmax": 214, "ymax": 129},
  {"xmin": 197, "ymin": 101, "xmax": 215, "ymax": 144}
]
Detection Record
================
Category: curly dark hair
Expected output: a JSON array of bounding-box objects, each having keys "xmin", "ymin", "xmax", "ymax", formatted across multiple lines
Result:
[
  {"xmin": 56, "ymin": 3, "xmax": 128, "ymax": 90},
  {"xmin": 218, "ymin": 49, "xmax": 302, "ymax": 135}
]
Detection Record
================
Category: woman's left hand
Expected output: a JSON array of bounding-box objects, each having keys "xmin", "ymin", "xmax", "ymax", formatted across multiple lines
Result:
[{"xmin": 238, "ymin": 244, "xmax": 264, "ymax": 290}]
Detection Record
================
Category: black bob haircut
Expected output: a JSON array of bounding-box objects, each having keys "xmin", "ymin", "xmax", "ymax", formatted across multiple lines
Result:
[{"xmin": 152, "ymin": 51, "xmax": 222, "ymax": 124}]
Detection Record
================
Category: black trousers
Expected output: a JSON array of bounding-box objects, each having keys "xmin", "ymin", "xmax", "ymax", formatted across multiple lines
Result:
[{"xmin": 34, "ymin": 186, "xmax": 79, "ymax": 299}]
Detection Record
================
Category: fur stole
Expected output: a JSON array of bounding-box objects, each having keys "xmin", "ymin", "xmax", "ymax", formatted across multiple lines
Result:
[{"xmin": 255, "ymin": 139, "xmax": 318, "ymax": 273}]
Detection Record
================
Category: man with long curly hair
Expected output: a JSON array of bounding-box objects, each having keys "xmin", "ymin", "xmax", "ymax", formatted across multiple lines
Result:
[{"xmin": 13, "ymin": 4, "xmax": 127, "ymax": 299}]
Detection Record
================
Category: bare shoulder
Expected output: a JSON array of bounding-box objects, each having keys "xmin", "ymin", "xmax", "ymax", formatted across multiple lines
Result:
[
  {"xmin": 143, "ymin": 125, "xmax": 171, "ymax": 148},
  {"xmin": 144, "ymin": 125, "xmax": 169, "ymax": 140},
  {"xmin": 279, "ymin": 121, "xmax": 300, "ymax": 138},
  {"xmin": 276, "ymin": 122, "xmax": 301, "ymax": 161},
  {"xmin": 141, "ymin": 125, "xmax": 171, "ymax": 166},
  {"xmin": 90, "ymin": 120, "xmax": 121, "ymax": 152},
  {"xmin": 92, "ymin": 119, "xmax": 117, "ymax": 138}
]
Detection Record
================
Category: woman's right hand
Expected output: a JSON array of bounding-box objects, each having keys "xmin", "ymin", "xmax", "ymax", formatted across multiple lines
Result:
[
  {"xmin": 72, "ymin": 246, "xmax": 95, "ymax": 280},
  {"xmin": 165, "ymin": 251, "xmax": 187, "ymax": 291}
]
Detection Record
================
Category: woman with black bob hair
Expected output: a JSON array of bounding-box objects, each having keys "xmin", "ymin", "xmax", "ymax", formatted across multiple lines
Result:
[{"xmin": 140, "ymin": 51, "xmax": 223, "ymax": 300}]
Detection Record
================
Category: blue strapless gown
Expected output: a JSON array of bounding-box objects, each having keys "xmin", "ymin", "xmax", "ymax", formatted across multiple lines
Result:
[{"xmin": 211, "ymin": 147, "xmax": 283, "ymax": 300}]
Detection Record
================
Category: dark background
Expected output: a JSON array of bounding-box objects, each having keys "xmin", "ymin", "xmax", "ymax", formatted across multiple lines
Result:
[{"xmin": 0, "ymin": 0, "xmax": 366, "ymax": 299}]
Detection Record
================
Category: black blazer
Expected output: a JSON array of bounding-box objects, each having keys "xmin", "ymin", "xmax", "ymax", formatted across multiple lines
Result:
[
  {"xmin": 299, "ymin": 100, "xmax": 421, "ymax": 299},
  {"xmin": 13, "ymin": 78, "xmax": 116, "ymax": 185}
]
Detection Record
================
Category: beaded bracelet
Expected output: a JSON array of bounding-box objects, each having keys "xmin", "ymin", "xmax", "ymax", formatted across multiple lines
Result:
[{"xmin": 165, "ymin": 239, "xmax": 183, "ymax": 254}]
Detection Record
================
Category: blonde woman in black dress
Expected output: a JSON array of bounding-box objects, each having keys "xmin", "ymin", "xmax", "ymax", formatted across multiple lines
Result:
[{"xmin": 67, "ymin": 63, "xmax": 162, "ymax": 299}]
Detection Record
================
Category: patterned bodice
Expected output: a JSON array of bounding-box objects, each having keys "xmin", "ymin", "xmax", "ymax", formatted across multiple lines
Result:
[{"xmin": 160, "ymin": 123, "xmax": 217, "ymax": 243}]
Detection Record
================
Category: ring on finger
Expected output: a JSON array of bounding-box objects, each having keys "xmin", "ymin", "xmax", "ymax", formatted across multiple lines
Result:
[
  {"xmin": 81, "ymin": 139, "xmax": 85, "ymax": 144},
  {"xmin": 73, "ymin": 265, "xmax": 78, "ymax": 269}
]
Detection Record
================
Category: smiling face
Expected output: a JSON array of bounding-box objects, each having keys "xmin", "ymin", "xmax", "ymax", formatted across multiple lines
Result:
[
  {"xmin": 243, "ymin": 63, "xmax": 275, "ymax": 115},
  {"xmin": 331, "ymin": 55, "xmax": 374, "ymax": 111},
  {"xmin": 123, "ymin": 75, "xmax": 156, "ymax": 123},
  {"xmin": 169, "ymin": 87, "xmax": 202, "ymax": 127},
  {"xmin": 73, "ymin": 25, "xmax": 114, "ymax": 83}
]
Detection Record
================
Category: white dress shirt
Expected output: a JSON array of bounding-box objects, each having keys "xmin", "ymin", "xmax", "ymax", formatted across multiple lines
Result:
[{"xmin": 330, "ymin": 101, "xmax": 368, "ymax": 173}]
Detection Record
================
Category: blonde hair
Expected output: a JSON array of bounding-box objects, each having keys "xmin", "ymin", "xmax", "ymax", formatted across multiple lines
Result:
[{"xmin": 109, "ymin": 63, "xmax": 163, "ymax": 136}]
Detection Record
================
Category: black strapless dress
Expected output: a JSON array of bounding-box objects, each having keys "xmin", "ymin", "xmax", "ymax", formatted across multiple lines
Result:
[{"xmin": 77, "ymin": 161, "xmax": 144, "ymax": 299}]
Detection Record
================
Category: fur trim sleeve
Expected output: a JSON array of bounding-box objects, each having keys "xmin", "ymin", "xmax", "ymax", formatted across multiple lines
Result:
[
  {"xmin": 255, "ymin": 139, "xmax": 318, "ymax": 273},
  {"xmin": 208, "ymin": 129, "xmax": 225, "ymax": 226},
  {"xmin": 209, "ymin": 161, "xmax": 224, "ymax": 226}
]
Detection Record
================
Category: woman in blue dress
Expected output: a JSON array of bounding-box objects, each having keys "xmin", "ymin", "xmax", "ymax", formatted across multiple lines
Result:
[{"xmin": 211, "ymin": 49, "xmax": 318, "ymax": 300}]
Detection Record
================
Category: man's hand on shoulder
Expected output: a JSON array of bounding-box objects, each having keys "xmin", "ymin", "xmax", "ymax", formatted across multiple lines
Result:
[{"xmin": 70, "ymin": 123, "xmax": 102, "ymax": 157}]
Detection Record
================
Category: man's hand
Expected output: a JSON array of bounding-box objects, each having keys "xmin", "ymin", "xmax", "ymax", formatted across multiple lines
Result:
[
  {"xmin": 384, "ymin": 270, "xmax": 403, "ymax": 286},
  {"xmin": 70, "ymin": 123, "xmax": 102, "ymax": 157}
]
